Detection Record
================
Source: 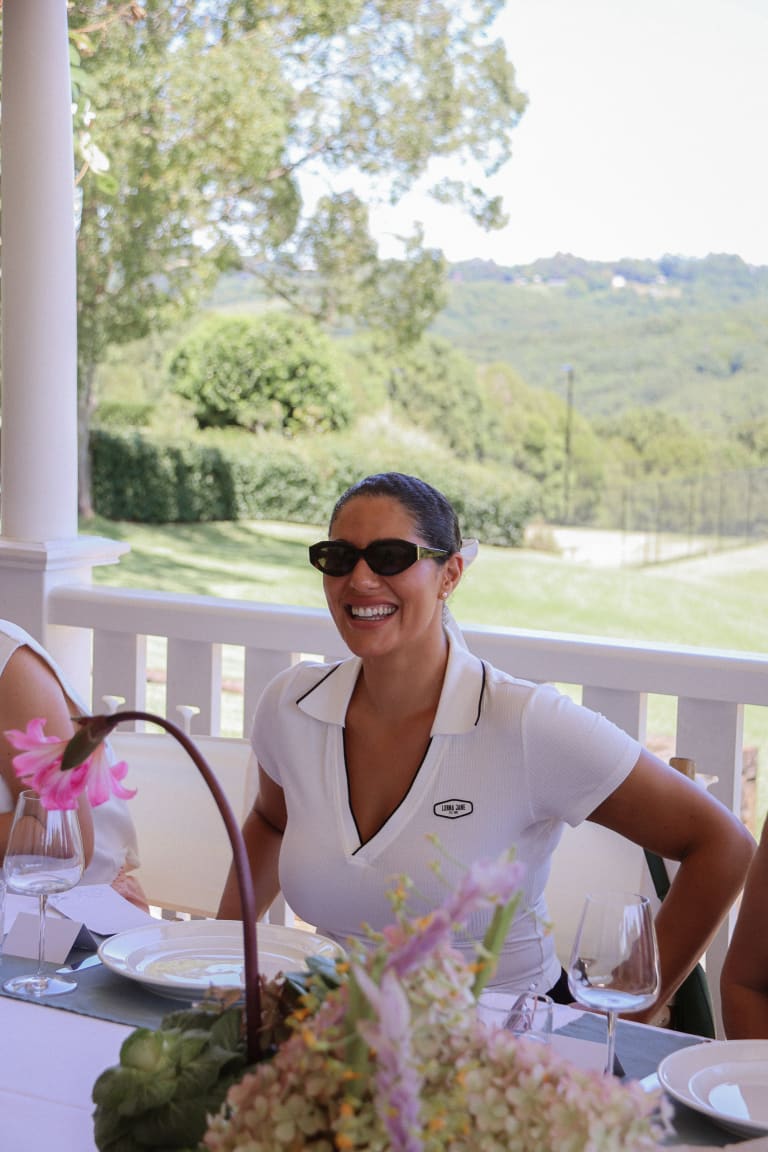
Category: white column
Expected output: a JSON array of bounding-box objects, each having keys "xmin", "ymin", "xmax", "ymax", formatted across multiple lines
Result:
[
  {"xmin": 1, "ymin": 0, "xmax": 78, "ymax": 538},
  {"xmin": 0, "ymin": 0, "xmax": 127, "ymax": 693}
]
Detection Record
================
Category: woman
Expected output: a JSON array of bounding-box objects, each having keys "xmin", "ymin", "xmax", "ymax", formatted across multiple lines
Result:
[
  {"xmin": 219, "ymin": 472, "xmax": 754, "ymax": 1018},
  {"xmin": 0, "ymin": 619, "xmax": 146, "ymax": 906},
  {"xmin": 721, "ymin": 815, "xmax": 768, "ymax": 1037}
]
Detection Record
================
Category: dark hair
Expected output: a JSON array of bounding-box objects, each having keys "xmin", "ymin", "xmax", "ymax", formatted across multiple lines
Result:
[{"xmin": 329, "ymin": 473, "xmax": 462, "ymax": 558}]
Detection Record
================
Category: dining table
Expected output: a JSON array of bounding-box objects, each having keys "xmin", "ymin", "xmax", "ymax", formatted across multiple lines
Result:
[{"xmin": 1, "ymin": 928, "xmax": 767, "ymax": 1152}]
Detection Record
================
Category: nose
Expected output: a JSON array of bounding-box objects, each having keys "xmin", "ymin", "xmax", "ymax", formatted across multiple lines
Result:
[{"xmin": 348, "ymin": 556, "xmax": 381, "ymax": 587}]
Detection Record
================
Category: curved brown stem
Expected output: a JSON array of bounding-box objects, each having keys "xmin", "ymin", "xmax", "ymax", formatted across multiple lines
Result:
[{"xmin": 75, "ymin": 711, "xmax": 262, "ymax": 1061}]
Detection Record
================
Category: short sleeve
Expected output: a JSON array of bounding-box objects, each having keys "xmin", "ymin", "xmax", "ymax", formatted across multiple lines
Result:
[
  {"xmin": 521, "ymin": 683, "xmax": 641, "ymax": 826},
  {"xmin": 250, "ymin": 670, "xmax": 292, "ymax": 787}
]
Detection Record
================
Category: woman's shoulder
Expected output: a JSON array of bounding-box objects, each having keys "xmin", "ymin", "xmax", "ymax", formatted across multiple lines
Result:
[
  {"xmin": 478, "ymin": 657, "xmax": 555, "ymax": 708},
  {"xmin": 0, "ymin": 620, "xmax": 28, "ymax": 676}
]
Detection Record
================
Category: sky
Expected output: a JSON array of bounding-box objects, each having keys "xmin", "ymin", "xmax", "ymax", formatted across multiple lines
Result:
[{"xmin": 368, "ymin": 0, "xmax": 768, "ymax": 267}]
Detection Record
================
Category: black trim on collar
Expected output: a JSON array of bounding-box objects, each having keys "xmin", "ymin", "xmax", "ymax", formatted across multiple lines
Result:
[
  {"xmin": 295, "ymin": 662, "xmax": 344, "ymax": 707},
  {"xmin": 475, "ymin": 661, "xmax": 487, "ymax": 726},
  {"xmin": 349, "ymin": 736, "xmax": 434, "ymax": 855}
]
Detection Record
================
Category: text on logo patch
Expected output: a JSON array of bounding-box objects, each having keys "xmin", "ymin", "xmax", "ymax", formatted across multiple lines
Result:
[{"xmin": 433, "ymin": 799, "xmax": 473, "ymax": 820}]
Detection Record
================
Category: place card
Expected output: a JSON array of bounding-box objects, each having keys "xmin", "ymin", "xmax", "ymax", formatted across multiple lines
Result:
[
  {"xmin": 50, "ymin": 884, "xmax": 155, "ymax": 935},
  {"xmin": 3, "ymin": 911, "xmax": 83, "ymax": 964},
  {"xmin": 550, "ymin": 1032, "xmax": 606, "ymax": 1073}
]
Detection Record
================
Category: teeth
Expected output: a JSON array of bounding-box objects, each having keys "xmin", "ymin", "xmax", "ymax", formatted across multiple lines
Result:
[{"xmin": 350, "ymin": 605, "xmax": 396, "ymax": 618}]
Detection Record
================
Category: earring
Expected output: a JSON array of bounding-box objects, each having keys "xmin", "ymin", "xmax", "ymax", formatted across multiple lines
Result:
[{"xmin": 440, "ymin": 590, "xmax": 449, "ymax": 600}]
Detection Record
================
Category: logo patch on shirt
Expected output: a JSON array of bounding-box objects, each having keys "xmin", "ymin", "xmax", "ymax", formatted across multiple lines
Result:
[{"xmin": 433, "ymin": 799, "xmax": 473, "ymax": 820}]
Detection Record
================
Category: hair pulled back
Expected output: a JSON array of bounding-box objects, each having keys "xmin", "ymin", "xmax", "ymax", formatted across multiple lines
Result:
[{"xmin": 329, "ymin": 473, "xmax": 462, "ymax": 560}]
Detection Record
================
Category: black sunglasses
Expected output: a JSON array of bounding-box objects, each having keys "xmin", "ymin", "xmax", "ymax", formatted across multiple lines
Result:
[{"xmin": 308, "ymin": 538, "xmax": 449, "ymax": 577}]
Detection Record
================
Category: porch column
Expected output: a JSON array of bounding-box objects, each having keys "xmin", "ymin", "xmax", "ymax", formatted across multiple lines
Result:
[{"xmin": 0, "ymin": 0, "xmax": 125, "ymax": 696}]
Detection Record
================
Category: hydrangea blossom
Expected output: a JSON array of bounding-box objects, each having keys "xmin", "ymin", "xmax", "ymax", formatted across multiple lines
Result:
[{"xmin": 203, "ymin": 851, "xmax": 665, "ymax": 1152}]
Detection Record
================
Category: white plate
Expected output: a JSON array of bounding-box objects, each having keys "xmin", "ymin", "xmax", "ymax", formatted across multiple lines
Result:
[
  {"xmin": 98, "ymin": 920, "xmax": 343, "ymax": 1001},
  {"xmin": 658, "ymin": 1039, "xmax": 768, "ymax": 1138}
]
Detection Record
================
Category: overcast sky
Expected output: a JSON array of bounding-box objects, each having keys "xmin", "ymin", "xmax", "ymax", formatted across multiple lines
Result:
[{"xmin": 368, "ymin": 0, "xmax": 768, "ymax": 267}]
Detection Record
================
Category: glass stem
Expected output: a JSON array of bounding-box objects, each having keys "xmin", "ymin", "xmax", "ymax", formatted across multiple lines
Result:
[
  {"xmin": 36, "ymin": 893, "xmax": 48, "ymax": 976},
  {"xmin": 604, "ymin": 1009, "xmax": 617, "ymax": 1076}
]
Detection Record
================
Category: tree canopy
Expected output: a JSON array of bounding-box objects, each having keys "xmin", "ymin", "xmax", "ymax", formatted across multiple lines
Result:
[
  {"xmin": 66, "ymin": 1, "xmax": 527, "ymax": 348},
  {"xmin": 56, "ymin": 0, "xmax": 528, "ymax": 511},
  {"xmin": 168, "ymin": 312, "xmax": 352, "ymax": 435}
]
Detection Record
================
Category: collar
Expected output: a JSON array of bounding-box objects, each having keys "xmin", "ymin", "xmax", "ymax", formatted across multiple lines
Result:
[{"xmin": 296, "ymin": 633, "xmax": 485, "ymax": 735}]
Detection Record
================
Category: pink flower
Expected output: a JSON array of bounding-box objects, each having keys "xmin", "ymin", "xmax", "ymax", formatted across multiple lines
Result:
[
  {"xmin": 81, "ymin": 740, "xmax": 136, "ymax": 807},
  {"xmin": 4, "ymin": 717, "xmax": 135, "ymax": 811},
  {"xmin": 444, "ymin": 856, "xmax": 526, "ymax": 924}
]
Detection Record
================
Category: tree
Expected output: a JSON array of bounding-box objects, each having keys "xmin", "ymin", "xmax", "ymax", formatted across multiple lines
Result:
[
  {"xmin": 386, "ymin": 334, "xmax": 489, "ymax": 459},
  {"xmin": 168, "ymin": 313, "xmax": 352, "ymax": 435},
  {"xmin": 478, "ymin": 362, "xmax": 605, "ymax": 521},
  {"xmin": 595, "ymin": 409, "xmax": 714, "ymax": 479},
  {"xmin": 62, "ymin": 0, "xmax": 528, "ymax": 513}
]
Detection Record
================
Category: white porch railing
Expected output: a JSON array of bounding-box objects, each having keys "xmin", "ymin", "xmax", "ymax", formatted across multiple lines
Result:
[{"xmin": 47, "ymin": 581, "xmax": 768, "ymax": 1031}]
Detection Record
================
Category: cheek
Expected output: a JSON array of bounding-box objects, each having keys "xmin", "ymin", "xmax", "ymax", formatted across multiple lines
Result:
[{"xmin": 406, "ymin": 573, "xmax": 444, "ymax": 612}]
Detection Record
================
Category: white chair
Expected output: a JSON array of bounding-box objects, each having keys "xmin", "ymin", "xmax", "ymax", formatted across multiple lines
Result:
[
  {"xmin": 544, "ymin": 821, "xmax": 656, "ymax": 966},
  {"xmin": 109, "ymin": 731, "xmax": 261, "ymax": 918}
]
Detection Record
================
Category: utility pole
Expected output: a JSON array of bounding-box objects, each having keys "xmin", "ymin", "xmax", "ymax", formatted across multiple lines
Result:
[{"xmin": 562, "ymin": 364, "xmax": 575, "ymax": 524}]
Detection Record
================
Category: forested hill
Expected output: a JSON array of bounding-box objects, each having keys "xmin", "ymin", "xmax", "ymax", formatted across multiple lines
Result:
[{"xmin": 430, "ymin": 253, "xmax": 768, "ymax": 433}]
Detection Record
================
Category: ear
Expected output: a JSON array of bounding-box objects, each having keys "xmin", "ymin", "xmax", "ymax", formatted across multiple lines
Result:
[{"xmin": 441, "ymin": 552, "xmax": 464, "ymax": 598}]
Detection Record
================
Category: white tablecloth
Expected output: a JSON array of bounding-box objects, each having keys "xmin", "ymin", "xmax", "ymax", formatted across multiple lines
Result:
[
  {"xmin": 3, "ymin": 991, "xmax": 767, "ymax": 1152},
  {"xmin": 0, "ymin": 996, "xmax": 131, "ymax": 1152}
]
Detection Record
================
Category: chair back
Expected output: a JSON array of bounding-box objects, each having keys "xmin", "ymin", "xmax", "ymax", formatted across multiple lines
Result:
[
  {"xmin": 544, "ymin": 820, "xmax": 656, "ymax": 966},
  {"xmin": 110, "ymin": 731, "xmax": 258, "ymax": 917}
]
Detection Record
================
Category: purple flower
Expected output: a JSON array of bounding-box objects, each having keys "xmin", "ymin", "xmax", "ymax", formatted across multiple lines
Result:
[
  {"xmin": 355, "ymin": 966, "xmax": 423, "ymax": 1152},
  {"xmin": 383, "ymin": 855, "xmax": 525, "ymax": 980}
]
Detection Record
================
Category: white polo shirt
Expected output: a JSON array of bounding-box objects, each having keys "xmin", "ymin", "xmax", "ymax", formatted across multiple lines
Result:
[{"xmin": 253, "ymin": 636, "xmax": 640, "ymax": 992}]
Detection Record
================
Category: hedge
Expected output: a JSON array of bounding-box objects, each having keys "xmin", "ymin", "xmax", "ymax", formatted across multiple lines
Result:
[{"xmin": 90, "ymin": 428, "xmax": 536, "ymax": 546}]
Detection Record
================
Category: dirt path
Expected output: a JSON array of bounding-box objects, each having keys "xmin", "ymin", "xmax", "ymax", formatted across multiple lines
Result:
[{"xmin": 541, "ymin": 527, "xmax": 768, "ymax": 570}]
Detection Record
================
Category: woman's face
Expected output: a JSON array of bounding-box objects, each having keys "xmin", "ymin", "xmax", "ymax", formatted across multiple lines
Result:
[{"xmin": 324, "ymin": 494, "xmax": 462, "ymax": 661}]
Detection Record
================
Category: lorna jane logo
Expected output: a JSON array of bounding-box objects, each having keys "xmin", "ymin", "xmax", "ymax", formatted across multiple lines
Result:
[{"xmin": 433, "ymin": 799, "xmax": 473, "ymax": 820}]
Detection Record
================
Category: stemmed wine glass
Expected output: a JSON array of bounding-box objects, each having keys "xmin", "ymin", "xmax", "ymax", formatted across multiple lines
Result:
[
  {"xmin": 2, "ymin": 790, "xmax": 85, "ymax": 997},
  {"xmin": 567, "ymin": 890, "xmax": 659, "ymax": 1075}
]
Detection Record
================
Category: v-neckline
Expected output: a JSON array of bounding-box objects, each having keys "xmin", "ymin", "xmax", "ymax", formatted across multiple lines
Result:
[{"xmin": 342, "ymin": 726, "xmax": 434, "ymax": 850}]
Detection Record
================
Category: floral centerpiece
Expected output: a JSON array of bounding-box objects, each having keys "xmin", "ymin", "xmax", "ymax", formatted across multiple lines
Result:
[{"xmin": 5, "ymin": 714, "xmax": 667, "ymax": 1152}]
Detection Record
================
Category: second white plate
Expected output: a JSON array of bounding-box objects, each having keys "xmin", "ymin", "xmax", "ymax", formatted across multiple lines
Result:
[
  {"xmin": 98, "ymin": 920, "xmax": 343, "ymax": 1001},
  {"xmin": 658, "ymin": 1039, "xmax": 768, "ymax": 1138}
]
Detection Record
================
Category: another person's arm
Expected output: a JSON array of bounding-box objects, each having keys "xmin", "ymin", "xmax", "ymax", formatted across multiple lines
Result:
[
  {"xmin": 217, "ymin": 765, "xmax": 286, "ymax": 920},
  {"xmin": 0, "ymin": 645, "xmax": 95, "ymax": 865},
  {"xmin": 589, "ymin": 748, "xmax": 755, "ymax": 1023},
  {"xmin": 721, "ymin": 816, "xmax": 768, "ymax": 1038}
]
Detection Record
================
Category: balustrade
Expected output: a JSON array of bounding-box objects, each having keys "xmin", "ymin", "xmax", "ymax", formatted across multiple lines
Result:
[{"xmin": 47, "ymin": 581, "xmax": 768, "ymax": 1033}]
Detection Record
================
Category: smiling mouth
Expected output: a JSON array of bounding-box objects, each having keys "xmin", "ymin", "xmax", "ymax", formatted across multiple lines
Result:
[{"xmin": 348, "ymin": 605, "xmax": 397, "ymax": 619}]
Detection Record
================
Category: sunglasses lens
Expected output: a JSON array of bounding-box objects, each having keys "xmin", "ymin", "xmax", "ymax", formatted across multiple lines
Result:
[
  {"xmin": 309, "ymin": 543, "xmax": 357, "ymax": 575},
  {"xmin": 367, "ymin": 541, "xmax": 415, "ymax": 575}
]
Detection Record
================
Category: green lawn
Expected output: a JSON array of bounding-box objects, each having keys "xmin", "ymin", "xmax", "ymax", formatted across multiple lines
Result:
[
  {"xmin": 88, "ymin": 515, "xmax": 768, "ymax": 651},
  {"xmin": 86, "ymin": 516, "xmax": 768, "ymax": 825}
]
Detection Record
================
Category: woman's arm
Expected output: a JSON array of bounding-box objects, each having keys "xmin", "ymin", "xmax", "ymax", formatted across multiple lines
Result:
[
  {"xmin": 0, "ymin": 645, "xmax": 95, "ymax": 865},
  {"xmin": 721, "ymin": 816, "xmax": 768, "ymax": 1038},
  {"xmin": 589, "ymin": 748, "xmax": 755, "ymax": 1023},
  {"xmin": 217, "ymin": 765, "xmax": 286, "ymax": 920}
]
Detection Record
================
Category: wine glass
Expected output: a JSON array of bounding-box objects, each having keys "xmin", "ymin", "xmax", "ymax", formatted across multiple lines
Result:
[
  {"xmin": 2, "ymin": 790, "xmax": 85, "ymax": 997},
  {"xmin": 567, "ymin": 890, "xmax": 659, "ymax": 1075}
]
